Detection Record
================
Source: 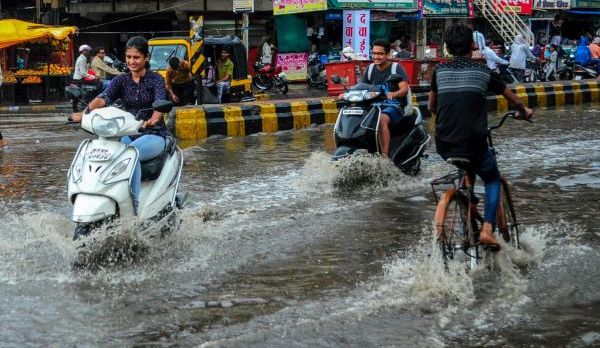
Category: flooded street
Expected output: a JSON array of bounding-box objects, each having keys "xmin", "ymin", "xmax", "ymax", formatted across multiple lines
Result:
[{"xmin": 1, "ymin": 106, "xmax": 599, "ymax": 347}]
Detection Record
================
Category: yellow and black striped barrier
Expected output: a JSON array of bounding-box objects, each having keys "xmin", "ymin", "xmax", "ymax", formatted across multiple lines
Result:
[{"xmin": 174, "ymin": 80, "xmax": 600, "ymax": 140}]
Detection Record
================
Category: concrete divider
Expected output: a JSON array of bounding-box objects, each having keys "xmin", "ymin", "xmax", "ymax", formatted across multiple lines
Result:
[{"xmin": 171, "ymin": 79, "xmax": 600, "ymax": 140}]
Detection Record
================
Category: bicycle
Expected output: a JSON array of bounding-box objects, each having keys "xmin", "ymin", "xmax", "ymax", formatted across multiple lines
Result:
[{"xmin": 430, "ymin": 112, "xmax": 531, "ymax": 271}]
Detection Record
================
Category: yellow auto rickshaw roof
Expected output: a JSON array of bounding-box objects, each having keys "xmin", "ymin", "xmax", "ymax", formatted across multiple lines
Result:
[{"xmin": 0, "ymin": 19, "xmax": 77, "ymax": 49}]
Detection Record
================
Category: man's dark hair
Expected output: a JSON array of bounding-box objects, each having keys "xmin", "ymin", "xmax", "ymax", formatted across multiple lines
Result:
[
  {"xmin": 444, "ymin": 23, "xmax": 473, "ymax": 57},
  {"xmin": 168, "ymin": 57, "xmax": 180, "ymax": 70},
  {"xmin": 93, "ymin": 47, "xmax": 105, "ymax": 56},
  {"xmin": 372, "ymin": 39, "xmax": 391, "ymax": 53}
]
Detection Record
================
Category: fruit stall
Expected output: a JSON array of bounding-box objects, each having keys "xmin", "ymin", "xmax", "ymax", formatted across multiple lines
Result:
[{"xmin": 0, "ymin": 19, "xmax": 77, "ymax": 104}]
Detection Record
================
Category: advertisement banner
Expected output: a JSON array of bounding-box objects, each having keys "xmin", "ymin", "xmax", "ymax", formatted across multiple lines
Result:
[
  {"xmin": 276, "ymin": 52, "xmax": 309, "ymax": 81},
  {"xmin": 571, "ymin": 0, "xmax": 600, "ymax": 8},
  {"xmin": 494, "ymin": 0, "xmax": 533, "ymax": 15},
  {"xmin": 342, "ymin": 10, "xmax": 370, "ymax": 59},
  {"xmin": 343, "ymin": 10, "xmax": 354, "ymax": 50},
  {"xmin": 330, "ymin": 0, "xmax": 416, "ymax": 9},
  {"xmin": 233, "ymin": 0, "xmax": 254, "ymax": 13},
  {"xmin": 533, "ymin": 0, "xmax": 570, "ymax": 9},
  {"xmin": 420, "ymin": 0, "xmax": 473, "ymax": 17},
  {"xmin": 273, "ymin": 0, "xmax": 327, "ymax": 15}
]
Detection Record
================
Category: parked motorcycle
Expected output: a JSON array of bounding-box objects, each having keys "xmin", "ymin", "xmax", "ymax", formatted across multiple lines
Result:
[
  {"xmin": 497, "ymin": 64, "xmax": 520, "ymax": 84},
  {"xmin": 104, "ymin": 53, "xmax": 128, "ymax": 75},
  {"xmin": 252, "ymin": 61, "xmax": 289, "ymax": 94},
  {"xmin": 307, "ymin": 53, "xmax": 327, "ymax": 89},
  {"xmin": 64, "ymin": 86, "xmax": 185, "ymax": 242},
  {"xmin": 331, "ymin": 74, "xmax": 431, "ymax": 176},
  {"xmin": 558, "ymin": 57, "xmax": 576, "ymax": 81},
  {"xmin": 572, "ymin": 60, "xmax": 598, "ymax": 80}
]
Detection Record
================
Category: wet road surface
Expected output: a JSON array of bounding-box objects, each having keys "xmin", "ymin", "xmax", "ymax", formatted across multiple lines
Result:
[{"xmin": 0, "ymin": 106, "xmax": 599, "ymax": 347}]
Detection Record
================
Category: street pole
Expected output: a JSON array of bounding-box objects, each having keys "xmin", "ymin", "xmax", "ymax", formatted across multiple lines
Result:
[
  {"xmin": 35, "ymin": 0, "xmax": 41, "ymax": 23},
  {"xmin": 242, "ymin": 12, "xmax": 249, "ymax": 62}
]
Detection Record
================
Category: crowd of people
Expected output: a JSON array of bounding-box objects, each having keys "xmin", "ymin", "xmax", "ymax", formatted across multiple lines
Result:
[{"xmin": 71, "ymin": 41, "xmax": 236, "ymax": 107}]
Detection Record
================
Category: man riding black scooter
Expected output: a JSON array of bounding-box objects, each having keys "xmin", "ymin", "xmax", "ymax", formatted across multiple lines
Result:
[{"xmin": 359, "ymin": 39, "xmax": 410, "ymax": 159}]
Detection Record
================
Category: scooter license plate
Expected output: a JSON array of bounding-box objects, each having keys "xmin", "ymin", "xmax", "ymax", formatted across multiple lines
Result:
[
  {"xmin": 575, "ymin": 75, "xmax": 582, "ymax": 80},
  {"xmin": 87, "ymin": 147, "xmax": 113, "ymax": 161},
  {"xmin": 342, "ymin": 108, "xmax": 364, "ymax": 115}
]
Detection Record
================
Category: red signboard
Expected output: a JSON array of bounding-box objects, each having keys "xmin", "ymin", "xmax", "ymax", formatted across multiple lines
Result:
[{"xmin": 494, "ymin": 0, "xmax": 533, "ymax": 15}]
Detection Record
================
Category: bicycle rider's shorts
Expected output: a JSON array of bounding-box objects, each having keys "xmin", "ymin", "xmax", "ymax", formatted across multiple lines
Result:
[{"xmin": 381, "ymin": 105, "xmax": 404, "ymax": 125}]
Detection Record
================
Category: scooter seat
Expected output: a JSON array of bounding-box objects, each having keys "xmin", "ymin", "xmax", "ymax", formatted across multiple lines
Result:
[{"xmin": 140, "ymin": 136, "xmax": 176, "ymax": 181}]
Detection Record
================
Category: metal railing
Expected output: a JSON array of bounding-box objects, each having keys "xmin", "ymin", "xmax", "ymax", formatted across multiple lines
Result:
[{"xmin": 474, "ymin": 0, "xmax": 534, "ymax": 46}]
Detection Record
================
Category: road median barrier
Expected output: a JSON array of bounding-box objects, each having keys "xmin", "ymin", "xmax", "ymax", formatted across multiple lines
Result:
[{"xmin": 173, "ymin": 79, "xmax": 599, "ymax": 140}]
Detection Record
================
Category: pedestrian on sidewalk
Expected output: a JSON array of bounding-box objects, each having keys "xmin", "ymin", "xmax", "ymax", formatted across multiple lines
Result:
[
  {"xmin": 509, "ymin": 34, "xmax": 536, "ymax": 82},
  {"xmin": 166, "ymin": 57, "xmax": 194, "ymax": 106}
]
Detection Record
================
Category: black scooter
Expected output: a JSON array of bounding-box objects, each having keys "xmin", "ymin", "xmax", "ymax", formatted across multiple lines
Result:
[
  {"xmin": 307, "ymin": 53, "xmax": 327, "ymax": 89},
  {"xmin": 331, "ymin": 74, "xmax": 431, "ymax": 175}
]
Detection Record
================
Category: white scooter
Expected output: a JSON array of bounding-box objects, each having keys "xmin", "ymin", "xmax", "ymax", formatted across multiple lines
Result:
[{"xmin": 65, "ymin": 86, "xmax": 185, "ymax": 241}]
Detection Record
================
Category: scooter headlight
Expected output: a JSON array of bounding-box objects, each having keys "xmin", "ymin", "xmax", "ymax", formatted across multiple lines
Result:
[
  {"xmin": 91, "ymin": 114, "xmax": 125, "ymax": 137},
  {"xmin": 367, "ymin": 91, "xmax": 381, "ymax": 99},
  {"xmin": 101, "ymin": 158, "xmax": 131, "ymax": 184}
]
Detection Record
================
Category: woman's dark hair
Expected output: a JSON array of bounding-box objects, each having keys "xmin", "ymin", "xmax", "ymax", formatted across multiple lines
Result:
[
  {"xmin": 168, "ymin": 57, "xmax": 180, "ymax": 70},
  {"xmin": 444, "ymin": 23, "xmax": 473, "ymax": 57},
  {"xmin": 125, "ymin": 36, "xmax": 149, "ymax": 56},
  {"xmin": 372, "ymin": 39, "xmax": 391, "ymax": 53},
  {"xmin": 125, "ymin": 36, "xmax": 150, "ymax": 69},
  {"xmin": 93, "ymin": 47, "xmax": 105, "ymax": 56}
]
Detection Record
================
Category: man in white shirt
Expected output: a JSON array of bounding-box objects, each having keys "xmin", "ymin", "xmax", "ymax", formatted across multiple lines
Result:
[
  {"xmin": 482, "ymin": 39, "xmax": 509, "ymax": 70},
  {"xmin": 72, "ymin": 44, "xmax": 94, "ymax": 81}
]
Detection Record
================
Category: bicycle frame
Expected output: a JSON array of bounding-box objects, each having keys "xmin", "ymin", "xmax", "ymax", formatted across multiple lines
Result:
[{"xmin": 431, "ymin": 111, "xmax": 528, "ymax": 265}]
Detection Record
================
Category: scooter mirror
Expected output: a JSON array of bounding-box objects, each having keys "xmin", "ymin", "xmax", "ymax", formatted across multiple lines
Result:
[
  {"xmin": 152, "ymin": 100, "xmax": 174, "ymax": 113},
  {"xmin": 331, "ymin": 75, "xmax": 342, "ymax": 84},
  {"xmin": 65, "ymin": 85, "xmax": 82, "ymax": 100}
]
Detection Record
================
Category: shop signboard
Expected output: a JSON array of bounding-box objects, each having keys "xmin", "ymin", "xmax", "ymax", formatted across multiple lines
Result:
[
  {"xmin": 329, "ymin": 0, "xmax": 417, "ymax": 9},
  {"xmin": 571, "ymin": 0, "xmax": 600, "ymax": 7},
  {"xmin": 273, "ymin": 0, "xmax": 327, "ymax": 15},
  {"xmin": 493, "ymin": 0, "xmax": 533, "ymax": 14},
  {"xmin": 533, "ymin": 0, "xmax": 570, "ymax": 9},
  {"xmin": 276, "ymin": 52, "xmax": 309, "ymax": 81},
  {"xmin": 420, "ymin": 0, "xmax": 473, "ymax": 17},
  {"xmin": 342, "ymin": 10, "xmax": 371, "ymax": 59},
  {"xmin": 233, "ymin": 0, "xmax": 254, "ymax": 13}
]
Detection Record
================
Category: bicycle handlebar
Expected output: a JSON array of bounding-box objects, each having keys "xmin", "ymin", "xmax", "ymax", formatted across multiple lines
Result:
[{"xmin": 489, "ymin": 111, "xmax": 533, "ymax": 132}]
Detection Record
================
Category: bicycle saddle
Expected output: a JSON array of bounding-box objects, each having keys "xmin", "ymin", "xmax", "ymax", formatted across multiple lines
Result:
[{"xmin": 446, "ymin": 157, "xmax": 471, "ymax": 165}]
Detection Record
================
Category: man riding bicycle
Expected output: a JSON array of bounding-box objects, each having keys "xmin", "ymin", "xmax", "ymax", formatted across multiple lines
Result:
[{"xmin": 428, "ymin": 24, "xmax": 533, "ymax": 247}]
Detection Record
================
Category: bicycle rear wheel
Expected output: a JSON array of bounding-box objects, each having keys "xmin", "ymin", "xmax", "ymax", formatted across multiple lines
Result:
[
  {"xmin": 497, "ymin": 178, "xmax": 520, "ymax": 249},
  {"xmin": 434, "ymin": 189, "xmax": 480, "ymax": 271}
]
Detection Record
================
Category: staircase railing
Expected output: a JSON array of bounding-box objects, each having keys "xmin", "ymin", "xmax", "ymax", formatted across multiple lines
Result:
[{"xmin": 474, "ymin": 0, "xmax": 534, "ymax": 46}]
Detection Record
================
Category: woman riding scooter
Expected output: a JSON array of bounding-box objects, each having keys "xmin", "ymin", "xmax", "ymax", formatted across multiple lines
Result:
[{"xmin": 71, "ymin": 36, "xmax": 168, "ymax": 214}]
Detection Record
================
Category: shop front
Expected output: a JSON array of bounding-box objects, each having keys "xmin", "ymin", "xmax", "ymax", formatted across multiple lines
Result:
[{"xmin": 0, "ymin": 19, "xmax": 76, "ymax": 105}]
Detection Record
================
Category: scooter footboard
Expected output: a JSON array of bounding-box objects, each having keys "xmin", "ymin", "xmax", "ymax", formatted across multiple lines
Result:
[{"xmin": 72, "ymin": 194, "xmax": 116, "ymax": 223}]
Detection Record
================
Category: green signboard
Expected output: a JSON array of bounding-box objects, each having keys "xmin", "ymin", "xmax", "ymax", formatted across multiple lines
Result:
[
  {"xmin": 572, "ymin": 0, "xmax": 600, "ymax": 8},
  {"xmin": 420, "ymin": 0, "xmax": 472, "ymax": 17},
  {"xmin": 328, "ymin": 0, "xmax": 417, "ymax": 9}
]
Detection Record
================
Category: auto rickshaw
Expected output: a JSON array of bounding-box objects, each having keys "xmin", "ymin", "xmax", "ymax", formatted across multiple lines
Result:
[{"xmin": 148, "ymin": 35, "xmax": 253, "ymax": 104}]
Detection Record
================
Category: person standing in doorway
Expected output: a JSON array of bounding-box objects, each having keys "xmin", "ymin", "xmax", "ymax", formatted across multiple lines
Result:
[{"xmin": 259, "ymin": 36, "xmax": 276, "ymax": 66}]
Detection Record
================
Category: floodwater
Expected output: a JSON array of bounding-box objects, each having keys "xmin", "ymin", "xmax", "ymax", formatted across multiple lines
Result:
[{"xmin": 0, "ymin": 106, "xmax": 599, "ymax": 347}]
